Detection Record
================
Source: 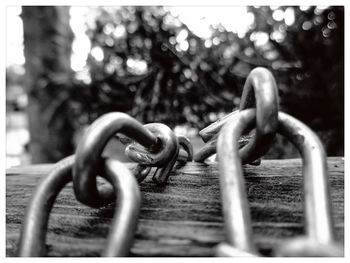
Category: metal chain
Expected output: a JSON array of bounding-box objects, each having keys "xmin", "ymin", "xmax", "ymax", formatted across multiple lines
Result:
[
  {"xmin": 18, "ymin": 112, "xmax": 193, "ymax": 256},
  {"xmin": 102, "ymin": 159, "xmax": 141, "ymax": 256},
  {"xmin": 118, "ymin": 129, "xmax": 193, "ymax": 184},
  {"xmin": 16, "ymin": 66, "xmax": 340, "ymax": 257},
  {"xmin": 120, "ymin": 133, "xmax": 193, "ymax": 164},
  {"xmin": 124, "ymin": 125, "xmax": 193, "ymax": 184},
  {"xmin": 17, "ymin": 155, "xmax": 141, "ymax": 256},
  {"xmin": 18, "ymin": 155, "xmax": 74, "ymax": 256},
  {"xmin": 72, "ymin": 113, "xmax": 187, "ymax": 207},
  {"xmin": 176, "ymin": 135, "xmax": 193, "ymax": 162},
  {"xmin": 215, "ymin": 108, "xmax": 343, "ymax": 256},
  {"xmin": 194, "ymin": 67, "xmax": 278, "ymax": 164}
]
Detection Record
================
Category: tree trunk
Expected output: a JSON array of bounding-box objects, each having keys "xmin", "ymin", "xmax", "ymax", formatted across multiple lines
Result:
[{"xmin": 22, "ymin": 6, "xmax": 74, "ymax": 163}]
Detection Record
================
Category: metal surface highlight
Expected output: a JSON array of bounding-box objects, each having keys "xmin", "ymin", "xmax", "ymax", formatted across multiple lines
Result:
[
  {"xmin": 73, "ymin": 113, "xmax": 160, "ymax": 207},
  {"xmin": 194, "ymin": 67, "xmax": 278, "ymax": 164},
  {"xmin": 216, "ymin": 109, "xmax": 341, "ymax": 256},
  {"xmin": 18, "ymin": 156, "xmax": 141, "ymax": 257}
]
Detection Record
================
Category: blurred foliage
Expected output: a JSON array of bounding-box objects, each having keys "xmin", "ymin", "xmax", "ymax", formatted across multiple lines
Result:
[
  {"xmin": 71, "ymin": 6, "xmax": 342, "ymax": 155},
  {"xmin": 76, "ymin": 6, "xmax": 243, "ymax": 128},
  {"xmin": 246, "ymin": 6, "xmax": 344, "ymax": 155},
  {"xmin": 8, "ymin": 6, "xmax": 344, "ymax": 160}
]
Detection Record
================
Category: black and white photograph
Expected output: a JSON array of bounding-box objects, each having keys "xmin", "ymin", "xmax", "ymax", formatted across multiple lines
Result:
[{"xmin": 4, "ymin": 2, "xmax": 346, "ymax": 258}]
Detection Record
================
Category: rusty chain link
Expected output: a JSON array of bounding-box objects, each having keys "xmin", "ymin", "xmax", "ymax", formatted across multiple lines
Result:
[
  {"xmin": 194, "ymin": 67, "xmax": 278, "ymax": 164},
  {"xmin": 215, "ymin": 108, "xmax": 342, "ymax": 257},
  {"xmin": 18, "ymin": 155, "xmax": 141, "ymax": 256}
]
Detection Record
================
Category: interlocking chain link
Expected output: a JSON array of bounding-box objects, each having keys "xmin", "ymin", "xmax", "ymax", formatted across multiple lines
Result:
[
  {"xmin": 122, "ymin": 124, "xmax": 193, "ymax": 184},
  {"xmin": 16, "ymin": 66, "xmax": 341, "ymax": 257},
  {"xmin": 124, "ymin": 123, "xmax": 178, "ymax": 184},
  {"xmin": 72, "ymin": 113, "xmax": 192, "ymax": 207},
  {"xmin": 73, "ymin": 112, "xmax": 159, "ymax": 207},
  {"xmin": 215, "ymin": 108, "xmax": 343, "ymax": 256},
  {"xmin": 18, "ymin": 111, "xmax": 192, "ymax": 256},
  {"xmin": 119, "ymin": 131, "xmax": 193, "ymax": 183},
  {"xmin": 18, "ymin": 156, "xmax": 141, "ymax": 256},
  {"xmin": 194, "ymin": 67, "xmax": 278, "ymax": 163}
]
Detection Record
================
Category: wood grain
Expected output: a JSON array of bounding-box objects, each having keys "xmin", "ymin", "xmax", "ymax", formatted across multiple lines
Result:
[{"xmin": 6, "ymin": 158, "xmax": 344, "ymax": 257}]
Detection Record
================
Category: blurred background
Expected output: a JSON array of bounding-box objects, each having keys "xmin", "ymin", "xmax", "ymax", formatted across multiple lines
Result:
[{"xmin": 6, "ymin": 6, "xmax": 344, "ymax": 168}]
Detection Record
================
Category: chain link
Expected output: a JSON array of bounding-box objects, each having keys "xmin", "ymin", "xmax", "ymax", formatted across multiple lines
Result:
[
  {"xmin": 18, "ymin": 112, "xmax": 192, "ymax": 256},
  {"xmin": 72, "ymin": 113, "xmax": 179, "ymax": 207},
  {"xmin": 176, "ymin": 135, "xmax": 193, "ymax": 162},
  {"xmin": 124, "ymin": 123, "xmax": 178, "ymax": 166},
  {"xmin": 194, "ymin": 67, "xmax": 278, "ymax": 164},
  {"xmin": 124, "ymin": 124, "xmax": 193, "ymax": 184},
  {"xmin": 215, "ymin": 108, "xmax": 342, "ymax": 256},
  {"xmin": 16, "ymin": 66, "xmax": 341, "ymax": 257},
  {"xmin": 17, "ymin": 156, "xmax": 141, "ymax": 256},
  {"xmin": 18, "ymin": 155, "xmax": 74, "ymax": 256},
  {"xmin": 123, "ymin": 123, "xmax": 179, "ymax": 185}
]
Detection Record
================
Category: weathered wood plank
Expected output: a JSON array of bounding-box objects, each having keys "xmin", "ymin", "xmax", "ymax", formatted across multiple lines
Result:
[{"xmin": 6, "ymin": 158, "xmax": 344, "ymax": 256}]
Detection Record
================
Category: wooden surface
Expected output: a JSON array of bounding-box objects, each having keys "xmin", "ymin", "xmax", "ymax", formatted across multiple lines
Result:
[{"xmin": 6, "ymin": 158, "xmax": 344, "ymax": 257}]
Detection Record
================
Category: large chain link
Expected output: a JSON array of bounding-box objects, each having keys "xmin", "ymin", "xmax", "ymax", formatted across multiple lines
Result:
[
  {"xmin": 72, "ymin": 113, "xmax": 191, "ymax": 207},
  {"xmin": 215, "ymin": 108, "xmax": 343, "ymax": 256},
  {"xmin": 18, "ymin": 112, "xmax": 192, "ymax": 256},
  {"xmin": 16, "ymin": 66, "xmax": 341, "ymax": 257},
  {"xmin": 17, "ymin": 156, "xmax": 141, "ymax": 256}
]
